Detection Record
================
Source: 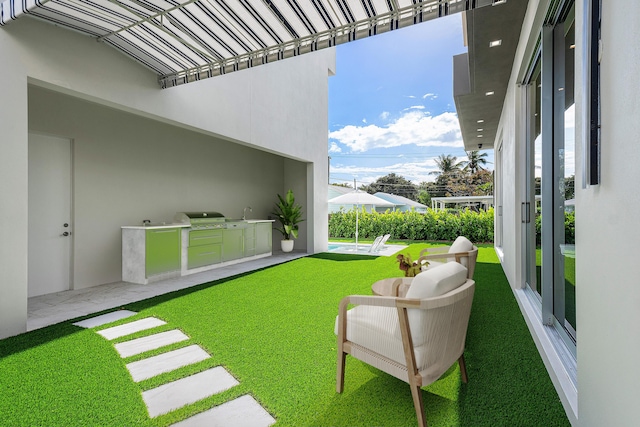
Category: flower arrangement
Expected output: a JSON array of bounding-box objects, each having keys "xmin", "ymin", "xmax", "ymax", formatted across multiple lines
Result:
[{"xmin": 396, "ymin": 253, "xmax": 426, "ymax": 277}]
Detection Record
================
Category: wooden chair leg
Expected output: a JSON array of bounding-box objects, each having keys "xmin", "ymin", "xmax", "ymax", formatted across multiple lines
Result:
[
  {"xmin": 409, "ymin": 383, "xmax": 427, "ymax": 427},
  {"xmin": 458, "ymin": 355, "xmax": 469, "ymax": 384},
  {"xmin": 336, "ymin": 350, "xmax": 346, "ymax": 393}
]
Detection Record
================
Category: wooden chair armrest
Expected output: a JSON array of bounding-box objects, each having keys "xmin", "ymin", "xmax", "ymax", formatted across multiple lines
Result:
[
  {"xmin": 337, "ymin": 295, "xmax": 399, "ymax": 343},
  {"xmin": 419, "ymin": 246, "xmax": 451, "ymax": 257},
  {"xmin": 419, "ymin": 251, "xmax": 473, "ymax": 262},
  {"xmin": 418, "ymin": 252, "xmax": 455, "ymax": 261},
  {"xmin": 339, "ymin": 295, "xmax": 398, "ymax": 310}
]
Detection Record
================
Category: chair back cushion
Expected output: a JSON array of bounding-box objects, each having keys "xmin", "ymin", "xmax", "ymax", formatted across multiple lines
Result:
[
  {"xmin": 447, "ymin": 236, "xmax": 473, "ymax": 267},
  {"xmin": 402, "ymin": 262, "xmax": 469, "ymax": 347},
  {"xmin": 405, "ymin": 262, "xmax": 468, "ymax": 299},
  {"xmin": 449, "ymin": 236, "xmax": 473, "ymax": 253}
]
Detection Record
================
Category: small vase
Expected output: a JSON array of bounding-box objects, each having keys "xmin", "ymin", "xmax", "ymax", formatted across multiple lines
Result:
[{"xmin": 281, "ymin": 240, "xmax": 294, "ymax": 253}]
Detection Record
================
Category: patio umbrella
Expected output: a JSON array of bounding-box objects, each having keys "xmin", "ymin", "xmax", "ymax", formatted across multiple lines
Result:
[{"xmin": 328, "ymin": 190, "xmax": 394, "ymax": 251}]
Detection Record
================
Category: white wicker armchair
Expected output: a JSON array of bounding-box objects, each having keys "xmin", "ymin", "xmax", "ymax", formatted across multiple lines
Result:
[
  {"xmin": 419, "ymin": 236, "xmax": 478, "ymax": 279},
  {"xmin": 335, "ymin": 262, "xmax": 475, "ymax": 427}
]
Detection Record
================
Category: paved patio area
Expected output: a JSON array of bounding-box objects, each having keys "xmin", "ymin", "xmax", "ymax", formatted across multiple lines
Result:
[{"xmin": 28, "ymin": 251, "xmax": 307, "ymax": 331}]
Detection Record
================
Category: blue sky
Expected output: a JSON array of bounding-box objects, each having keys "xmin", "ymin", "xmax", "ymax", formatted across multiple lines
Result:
[{"xmin": 328, "ymin": 14, "xmax": 494, "ymax": 187}]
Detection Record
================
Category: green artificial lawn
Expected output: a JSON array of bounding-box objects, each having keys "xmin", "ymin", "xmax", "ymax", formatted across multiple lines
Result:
[{"xmin": 0, "ymin": 244, "xmax": 570, "ymax": 426}]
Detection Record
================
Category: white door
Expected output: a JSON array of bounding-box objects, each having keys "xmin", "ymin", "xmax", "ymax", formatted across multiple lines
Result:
[{"xmin": 28, "ymin": 133, "xmax": 73, "ymax": 297}]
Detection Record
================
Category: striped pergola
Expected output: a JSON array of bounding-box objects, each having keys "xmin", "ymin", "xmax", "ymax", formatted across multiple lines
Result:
[{"xmin": 0, "ymin": 0, "xmax": 504, "ymax": 88}]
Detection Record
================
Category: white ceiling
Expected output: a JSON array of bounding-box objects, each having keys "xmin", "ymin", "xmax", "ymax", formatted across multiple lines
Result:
[{"xmin": 453, "ymin": 0, "xmax": 530, "ymax": 150}]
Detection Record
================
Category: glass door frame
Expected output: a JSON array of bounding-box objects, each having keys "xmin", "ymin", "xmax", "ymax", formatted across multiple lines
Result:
[{"xmin": 523, "ymin": 0, "xmax": 577, "ymax": 356}]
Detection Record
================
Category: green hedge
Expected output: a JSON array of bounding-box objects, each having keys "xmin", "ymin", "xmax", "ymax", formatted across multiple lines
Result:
[
  {"xmin": 535, "ymin": 211, "xmax": 576, "ymax": 245},
  {"xmin": 329, "ymin": 208, "xmax": 495, "ymax": 243}
]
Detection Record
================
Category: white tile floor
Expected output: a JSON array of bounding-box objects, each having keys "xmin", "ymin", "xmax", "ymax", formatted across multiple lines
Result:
[{"xmin": 28, "ymin": 251, "xmax": 307, "ymax": 331}]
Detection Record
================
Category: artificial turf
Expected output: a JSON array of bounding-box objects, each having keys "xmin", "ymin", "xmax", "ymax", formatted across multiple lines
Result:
[{"xmin": 0, "ymin": 244, "xmax": 570, "ymax": 426}]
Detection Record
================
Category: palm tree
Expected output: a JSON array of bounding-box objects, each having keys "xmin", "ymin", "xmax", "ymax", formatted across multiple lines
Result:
[
  {"xmin": 462, "ymin": 151, "xmax": 489, "ymax": 174},
  {"xmin": 430, "ymin": 154, "xmax": 463, "ymax": 177}
]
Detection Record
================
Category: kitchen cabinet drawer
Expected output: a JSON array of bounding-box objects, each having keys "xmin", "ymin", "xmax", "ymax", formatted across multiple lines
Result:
[
  {"xmin": 188, "ymin": 244, "xmax": 222, "ymax": 269},
  {"xmin": 189, "ymin": 229, "xmax": 223, "ymax": 246}
]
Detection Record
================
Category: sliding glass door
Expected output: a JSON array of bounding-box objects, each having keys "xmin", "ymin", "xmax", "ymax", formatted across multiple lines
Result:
[{"xmin": 524, "ymin": 1, "xmax": 576, "ymax": 349}]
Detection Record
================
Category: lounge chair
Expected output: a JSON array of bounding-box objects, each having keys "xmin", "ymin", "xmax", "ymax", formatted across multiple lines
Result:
[
  {"xmin": 368, "ymin": 234, "xmax": 391, "ymax": 253},
  {"xmin": 336, "ymin": 262, "xmax": 475, "ymax": 427}
]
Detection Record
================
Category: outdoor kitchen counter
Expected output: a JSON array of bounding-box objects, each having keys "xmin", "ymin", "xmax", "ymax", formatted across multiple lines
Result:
[{"xmin": 122, "ymin": 220, "xmax": 274, "ymax": 285}]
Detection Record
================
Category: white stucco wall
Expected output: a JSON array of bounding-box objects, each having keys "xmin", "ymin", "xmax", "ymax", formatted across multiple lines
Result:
[
  {"xmin": 0, "ymin": 32, "xmax": 28, "ymax": 338},
  {"xmin": 494, "ymin": 0, "xmax": 640, "ymax": 425},
  {"xmin": 577, "ymin": 1, "xmax": 640, "ymax": 425},
  {"xmin": 0, "ymin": 16, "xmax": 334, "ymax": 338}
]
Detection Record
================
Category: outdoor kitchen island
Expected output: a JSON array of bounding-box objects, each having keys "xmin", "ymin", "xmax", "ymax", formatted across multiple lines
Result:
[{"xmin": 122, "ymin": 212, "xmax": 274, "ymax": 285}]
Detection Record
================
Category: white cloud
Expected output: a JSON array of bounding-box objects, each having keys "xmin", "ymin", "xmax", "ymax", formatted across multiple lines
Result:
[
  {"xmin": 331, "ymin": 158, "xmax": 443, "ymax": 185},
  {"xmin": 406, "ymin": 95, "xmax": 416, "ymax": 99},
  {"xmin": 423, "ymin": 93, "xmax": 438, "ymax": 100},
  {"xmin": 328, "ymin": 110, "xmax": 463, "ymax": 153},
  {"xmin": 328, "ymin": 142, "xmax": 342, "ymax": 153},
  {"xmin": 362, "ymin": 118, "xmax": 367, "ymax": 124},
  {"xmin": 403, "ymin": 105, "xmax": 426, "ymax": 111},
  {"xmin": 380, "ymin": 111, "xmax": 390, "ymax": 120}
]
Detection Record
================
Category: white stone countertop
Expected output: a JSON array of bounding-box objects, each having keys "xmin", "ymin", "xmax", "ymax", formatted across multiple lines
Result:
[
  {"xmin": 122, "ymin": 219, "xmax": 274, "ymax": 229},
  {"xmin": 122, "ymin": 223, "xmax": 191, "ymax": 230}
]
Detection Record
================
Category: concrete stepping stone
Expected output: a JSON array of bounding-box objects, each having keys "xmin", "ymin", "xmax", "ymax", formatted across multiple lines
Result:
[
  {"xmin": 115, "ymin": 330, "xmax": 189, "ymax": 358},
  {"xmin": 126, "ymin": 344, "xmax": 210, "ymax": 382},
  {"xmin": 98, "ymin": 317, "xmax": 166, "ymax": 340},
  {"xmin": 143, "ymin": 367, "xmax": 239, "ymax": 418},
  {"xmin": 170, "ymin": 395, "xmax": 276, "ymax": 427},
  {"xmin": 73, "ymin": 310, "xmax": 137, "ymax": 328}
]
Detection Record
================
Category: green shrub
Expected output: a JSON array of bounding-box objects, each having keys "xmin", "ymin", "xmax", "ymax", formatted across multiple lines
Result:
[
  {"xmin": 534, "ymin": 211, "xmax": 575, "ymax": 245},
  {"xmin": 329, "ymin": 208, "xmax": 496, "ymax": 243}
]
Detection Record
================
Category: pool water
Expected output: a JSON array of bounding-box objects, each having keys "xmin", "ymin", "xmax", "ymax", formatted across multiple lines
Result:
[{"xmin": 327, "ymin": 242, "xmax": 376, "ymax": 255}]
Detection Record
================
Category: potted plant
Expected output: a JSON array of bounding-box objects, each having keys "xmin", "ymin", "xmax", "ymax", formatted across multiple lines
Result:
[
  {"xmin": 396, "ymin": 253, "xmax": 425, "ymax": 277},
  {"xmin": 272, "ymin": 189, "xmax": 304, "ymax": 252}
]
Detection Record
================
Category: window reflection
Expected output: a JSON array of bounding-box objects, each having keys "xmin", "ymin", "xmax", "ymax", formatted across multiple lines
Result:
[{"xmin": 563, "ymin": 18, "xmax": 576, "ymax": 339}]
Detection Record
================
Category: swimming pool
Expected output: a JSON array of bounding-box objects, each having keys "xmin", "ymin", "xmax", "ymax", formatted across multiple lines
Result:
[
  {"xmin": 327, "ymin": 242, "xmax": 406, "ymax": 256},
  {"xmin": 327, "ymin": 243, "xmax": 375, "ymax": 254}
]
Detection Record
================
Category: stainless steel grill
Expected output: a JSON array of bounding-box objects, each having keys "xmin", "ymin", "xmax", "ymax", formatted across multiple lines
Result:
[{"xmin": 174, "ymin": 212, "xmax": 226, "ymax": 230}]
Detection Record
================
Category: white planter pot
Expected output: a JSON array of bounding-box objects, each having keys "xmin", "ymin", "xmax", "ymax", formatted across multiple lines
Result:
[{"xmin": 281, "ymin": 240, "xmax": 294, "ymax": 253}]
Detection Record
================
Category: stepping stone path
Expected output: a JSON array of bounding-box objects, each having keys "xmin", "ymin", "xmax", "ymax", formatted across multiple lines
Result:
[{"xmin": 73, "ymin": 310, "xmax": 276, "ymax": 426}]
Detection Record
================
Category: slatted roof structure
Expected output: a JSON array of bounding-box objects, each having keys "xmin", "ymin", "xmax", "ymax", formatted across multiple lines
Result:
[{"xmin": 0, "ymin": 0, "xmax": 506, "ymax": 88}]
